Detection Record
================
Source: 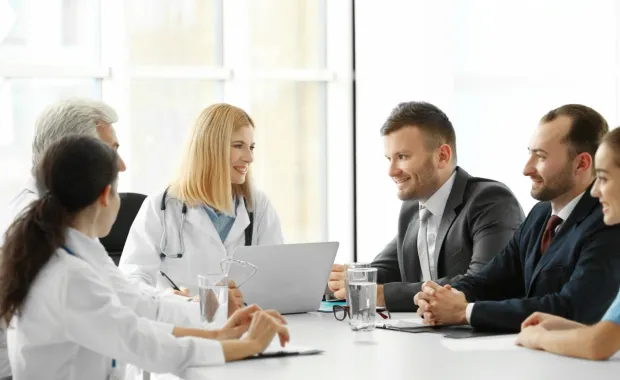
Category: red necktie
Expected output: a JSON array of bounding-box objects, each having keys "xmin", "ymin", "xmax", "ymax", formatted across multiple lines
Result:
[{"xmin": 540, "ymin": 215, "xmax": 563, "ymax": 254}]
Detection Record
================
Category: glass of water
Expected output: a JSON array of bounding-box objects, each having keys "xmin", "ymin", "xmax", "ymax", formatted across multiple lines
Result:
[
  {"xmin": 198, "ymin": 273, "xmax": 229, "ymax": 329},
  {"xmin": 346, "ymin": 267, "xmax": 378, "ymax": 332},
  {"xmin": 344, "ymin": 262, "xmax": 371, "ymax": 306}
]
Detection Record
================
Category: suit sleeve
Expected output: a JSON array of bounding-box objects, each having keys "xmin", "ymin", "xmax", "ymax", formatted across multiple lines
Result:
[
  {"xmin": 468, "ymin": 226, "xmax": 620, "ymax": 332},
  {"xmin": 441, "ymin": 185, "xmax": 524, "ymax": 285},
  {"xmin": 373, "ymin": 236, "xmax": 425, "ymax": 311},
  {"xmin": 381, "ymin": 185, "xmax": 524, "ymax": 312},
  {"xmin": 371, "ymin": 236, "xmax": 401, "ymax": 284},
  {"xmin": 452, "ymin": 217, "xmax": 526, "ymax": 304}
]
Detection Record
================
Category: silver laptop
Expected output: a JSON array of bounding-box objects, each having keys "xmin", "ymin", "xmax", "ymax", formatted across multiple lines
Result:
[{"xmin": 228, "ymin": 242, "xmax": 339, "ymax": 314}]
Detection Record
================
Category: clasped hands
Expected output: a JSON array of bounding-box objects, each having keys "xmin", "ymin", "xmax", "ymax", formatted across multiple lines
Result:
[{"xmin": 413, "ymin": 281, "xmax": 469, "ymax": 326}]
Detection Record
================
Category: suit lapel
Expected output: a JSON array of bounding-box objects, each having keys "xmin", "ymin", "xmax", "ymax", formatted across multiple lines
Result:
[
  {"xmin": 527, "ymin": 186, "xmax": 597, "ymax": 292},
  {"xmin": 525, "ymin": 211, "xmax": 550, "ymax": 292},
  {"xmin": 402, "ymin": 218, "xmax": 420, "ymax": 282},
  {"xmin": 433, "ymin": 168, "xmax": 469, "ymax": 272}
]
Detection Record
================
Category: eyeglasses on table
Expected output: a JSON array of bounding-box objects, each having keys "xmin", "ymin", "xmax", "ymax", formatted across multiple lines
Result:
[{"xmin": 333, "ymin": 305, "xmax": 391, "ymax": 321}]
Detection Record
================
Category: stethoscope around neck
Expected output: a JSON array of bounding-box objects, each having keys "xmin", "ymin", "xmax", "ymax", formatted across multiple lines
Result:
[
  {"xmin": 158, "ymin": 187, "xmax": 254, "ymax": 260},
  {"xmin": 159, "ymin": 188, "xmax": 187, "ymax": 259}
]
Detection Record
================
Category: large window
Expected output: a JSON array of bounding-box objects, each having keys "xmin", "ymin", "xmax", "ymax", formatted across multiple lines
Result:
[
  {"xmin": 0, "ymin": 0, "xmax": 354, "ymax": 262},
  {"xmin": 355, "ymin": 0, "xmax": 620, "ymax": 262}
]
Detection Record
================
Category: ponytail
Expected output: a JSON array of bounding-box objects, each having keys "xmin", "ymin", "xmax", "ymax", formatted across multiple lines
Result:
[
  {"xmin": 0, "ymin": 134, "xmax": 119, "ymax": 325},
  {"xmin": 0, "ymin": 194, "xmax": 71, "ymax": 324}
]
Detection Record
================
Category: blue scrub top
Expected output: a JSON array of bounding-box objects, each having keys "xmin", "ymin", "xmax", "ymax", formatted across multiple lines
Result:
[{"xmin": 203, "ymin": 198, "xmax": 238, "ymax": 242}]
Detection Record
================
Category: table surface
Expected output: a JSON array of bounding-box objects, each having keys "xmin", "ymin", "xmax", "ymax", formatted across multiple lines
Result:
[{"xmin": 159, "ymin": 312, "xmax": 620, "ymax": 380}]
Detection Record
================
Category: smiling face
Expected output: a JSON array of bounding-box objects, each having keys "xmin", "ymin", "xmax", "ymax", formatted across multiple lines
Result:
[
  {"xmin": 591, "ymin": 142, "xmax": 620, "ymax": 225},
  {"xmin": 229, "ymin": 125, "xmax": 255, "ymax": 185},
  {"xmin": 522, "ymin": 116, "xmax": 577, "ymax": 202},
  {"xmin": 383, "ymin": 126, "xmax": 441, "ymax": 201}
]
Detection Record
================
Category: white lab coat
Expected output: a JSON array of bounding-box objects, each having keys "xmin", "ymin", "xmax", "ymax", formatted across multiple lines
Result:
[
  {"xmin": 1, "ymin": 180, "xmax": 205, "ymax": 379},
  {"xmin": 119, "ymin": 188, "xmax": 284, "ymax": 295},
  {"xmin": 7, "ymin": 228, "xmax": 225, "ymax": 380}
]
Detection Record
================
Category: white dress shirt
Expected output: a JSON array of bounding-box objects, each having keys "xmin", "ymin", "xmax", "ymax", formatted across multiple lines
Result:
[
  {"xmin": 7, "ymin": 228, "xmax": 225, "ymax": 380},
  {"xmin": 465, "ymin": 192, "xmax": 586, "ymax": 323},
  {"xmin": 0, "ymin": 179, "xmax": 203, "ymax": 378},
  {"xmin": 419, "ymin": 171, "xmax": 457, "ymax": 281}
]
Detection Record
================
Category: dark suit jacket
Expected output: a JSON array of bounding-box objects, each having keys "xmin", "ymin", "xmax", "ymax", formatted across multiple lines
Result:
[
  {"xmin": 452, "ymin": 186, "xmax": 620, "ymax": 332},
  {"xmin": 372, "ymin": 167, "xmax": 524, "ymax": 311}
]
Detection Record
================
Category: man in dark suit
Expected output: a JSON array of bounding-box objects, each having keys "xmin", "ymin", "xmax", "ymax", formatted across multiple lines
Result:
[
  {"xmin": 327, "ymin": 101, "xmax": 524, "ymax": 311},
  {"xmin": 414, "ymin": 104, "xmax": 620, "ymax": 332}
]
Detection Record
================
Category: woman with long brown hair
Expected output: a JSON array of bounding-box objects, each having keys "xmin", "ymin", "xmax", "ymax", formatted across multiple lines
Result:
[{"xmin": 0, "ymin": 135, "xmax": 288, "ymax": 379}]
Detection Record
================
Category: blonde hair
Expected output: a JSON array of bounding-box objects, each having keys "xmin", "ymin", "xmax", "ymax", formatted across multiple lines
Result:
[{"xmin": 169, "ymin": 103, "xmax": 254, "ymax": 215}]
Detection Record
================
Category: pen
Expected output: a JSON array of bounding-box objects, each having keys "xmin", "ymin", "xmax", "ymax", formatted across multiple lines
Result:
[{"xmin": 160, "ymin": 270, "xmax": 181, "ymax": 291}]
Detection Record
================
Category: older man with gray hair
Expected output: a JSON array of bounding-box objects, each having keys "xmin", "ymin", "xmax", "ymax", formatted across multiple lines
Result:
[
  {"xmin": 32, "ymin": 97, "xmax": 126, "ymax": 172},
  {"xmin": 0, "ymin": 98, "xmax": 127, "ymax": 379},
  {"xmin": 0, "ymin": 98, "xmax": 212, "ymax": 380},
  {"xmin": 8, "ymin": 98, "xmax": 126, "ymax": 221}
]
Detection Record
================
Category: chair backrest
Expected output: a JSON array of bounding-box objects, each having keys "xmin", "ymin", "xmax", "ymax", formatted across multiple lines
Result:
[{"xmin": 100, "ymin": 192, "xmax": 147, "ymax": 265}]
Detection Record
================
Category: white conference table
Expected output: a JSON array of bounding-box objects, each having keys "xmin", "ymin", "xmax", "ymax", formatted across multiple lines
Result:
[{"xmin": 158, "ymin": 312, "xmax": 620, "ymax": 380}]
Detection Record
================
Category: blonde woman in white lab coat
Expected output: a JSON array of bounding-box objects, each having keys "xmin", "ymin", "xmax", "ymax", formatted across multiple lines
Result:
[
  {"xmin": 119, "ymin": 103, "xmax": 284, "ymax": 313},
  {"xmin": 0, "ymin": 135, "xmax": 289, "ymax": 380}
]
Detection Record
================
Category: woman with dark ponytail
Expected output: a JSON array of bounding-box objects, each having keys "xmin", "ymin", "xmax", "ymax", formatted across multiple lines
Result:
[{"xmin": 0, "ymin": 135, "xmax": 289, "ymax": 380}]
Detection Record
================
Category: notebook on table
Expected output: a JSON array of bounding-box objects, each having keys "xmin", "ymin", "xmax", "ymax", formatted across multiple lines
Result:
[{"xmin": 376, "ymin": 319, "xmax": 511, "ymax": 339}]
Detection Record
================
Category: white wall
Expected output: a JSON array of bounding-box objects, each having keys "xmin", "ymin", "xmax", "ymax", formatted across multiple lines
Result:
[{"xmin": 354, "ymin": 0, "xmax": 620, "ymax": 263}]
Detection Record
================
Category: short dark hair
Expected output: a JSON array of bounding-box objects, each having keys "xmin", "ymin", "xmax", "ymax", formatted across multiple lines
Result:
[
  {"xmin": 541, "ymin": 104, "xmax": 609, "ymax": 160},
  {"xmin": 380, "ymin": 101, "xmax": 457, "ymax": 162}
]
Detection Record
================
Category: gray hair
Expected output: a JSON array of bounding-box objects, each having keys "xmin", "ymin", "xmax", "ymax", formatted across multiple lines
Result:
[{"xmin": 32, "ymin": 98, "xmax": 119, "ymax": 167}]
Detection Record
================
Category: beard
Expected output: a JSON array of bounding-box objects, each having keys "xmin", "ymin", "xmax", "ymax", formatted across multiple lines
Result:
[
  {"xmin": 530, "ymin": 163, "xmax": 575, "ymax": 202},
  {"xmin": 397, "ymin": 156, "xmax": 440, "ymax": 201}
]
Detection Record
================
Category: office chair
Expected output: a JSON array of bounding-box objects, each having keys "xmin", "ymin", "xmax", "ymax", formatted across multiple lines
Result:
[{"xmin": 100, "ymin": 192, "xmax": 147, "ymax": 266}]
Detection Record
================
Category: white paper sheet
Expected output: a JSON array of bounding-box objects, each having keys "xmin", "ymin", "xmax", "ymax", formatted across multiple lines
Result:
[{"xmin": 376, "ymin": 318, "xmax": 426, "ymax": 328}]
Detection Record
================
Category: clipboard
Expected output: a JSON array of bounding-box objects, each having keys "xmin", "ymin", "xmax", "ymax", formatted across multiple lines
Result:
[
  {"xmin": 376, "ymin": 320, "xmax": 511, "ymax": 339},
  {"xmin": 248, "ymin": 349, "xmax": 324, "ymax": 360},
  {"xmin": 244, "ymin": 343, "xmax": 324, "ymax": 360},
  {"xmin": 376, "ymin": 319, "xmax": 439, "ymax": 334}
]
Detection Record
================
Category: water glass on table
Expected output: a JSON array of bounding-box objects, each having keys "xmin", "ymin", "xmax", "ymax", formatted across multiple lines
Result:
[
  {"xmin": 344, "ymin": 262, "xmax": 371, "ymax": 306},
  {"xmin": 198, "ymin": 273, "xmax": 228, "ymax": 329},
  {"xmin": 346, "ymin": 267, "xmax": 378, "ymax": 332}
]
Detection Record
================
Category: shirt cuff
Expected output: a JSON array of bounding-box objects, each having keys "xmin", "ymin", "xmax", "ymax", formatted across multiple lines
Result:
[
  {"xmin": 150, "ymin": 320, "xmax": 175, "ymax": 335},
  {"xmin": 173, "ymin": 299, "xmax": 203, "ymax": 328},
  {"xmin": 184, "ymin": 301, "xmax": 203, "ymax": 328},
  {"xmin": 189, "ymin": 339, "xmax": 226, "ymax": 367},
  {"xmin": 160, "ymin": 292, "xmax": 192, "ymax": 302},
  {"xmin": 465, "ymin": 303, "xmax": 474, "ymax": 325}
]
